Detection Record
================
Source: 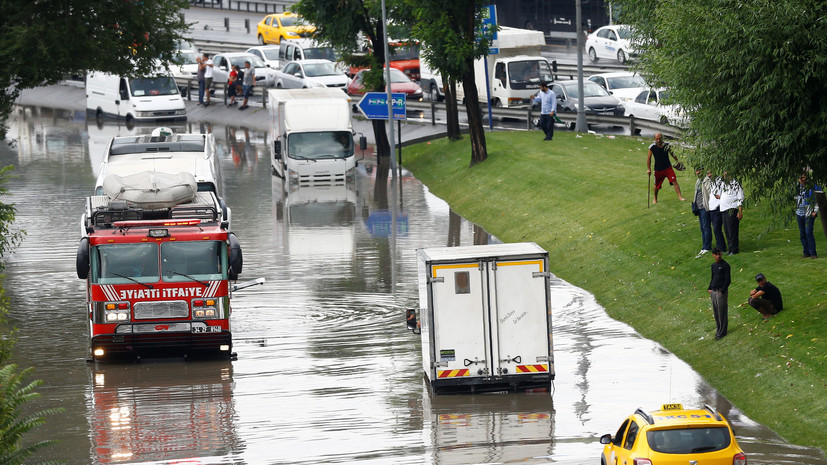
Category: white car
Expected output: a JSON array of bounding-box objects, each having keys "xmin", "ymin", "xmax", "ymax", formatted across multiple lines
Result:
[
  {"xmin": 588, "ymin": 72, "xmax": 648, "ymax": 103},
  {"xmin": 212, "ymin": 52, "xmax": 278, "ymax": 88},
  {"xmin": 245, "ymin": 45, "xmax": 282, "ymax": 70},
  {"xmin": 274, "ymin": 59, "xmax": 350, "ymax": 90},
  {"xmin": 585, "ymin": 25, "xmax": 638, "ymax": 64},
  {"xmin": 624, "ymin": 88, "xmax": 686, "ymax": 127}
]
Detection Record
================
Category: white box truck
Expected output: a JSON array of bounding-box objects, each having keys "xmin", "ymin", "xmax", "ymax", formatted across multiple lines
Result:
[
  {"xmin": 268, "ymin": 88, "xmax": 365, "ymax": 185},
  {"xmin": 86, "ymin": 67, "xmax": 187, "ymax": 124},
  {"xmin": 412, "ymin": 242, "xmax": 554, "ymax": 393},
  {"xmin": 422, "ymin": 27, "xmax": 554, "ymax": 108}
]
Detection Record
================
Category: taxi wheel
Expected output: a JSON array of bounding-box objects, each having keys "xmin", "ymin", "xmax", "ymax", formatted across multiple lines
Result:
[{"xmin": 258, "ymin": 34, "xmax": 265, "ymax": 45}]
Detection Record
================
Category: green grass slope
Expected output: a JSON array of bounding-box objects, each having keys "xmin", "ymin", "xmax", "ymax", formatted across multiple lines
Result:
[{"xmin": 403, "ymin": 130, "xmax": 827, "ymax": 450}]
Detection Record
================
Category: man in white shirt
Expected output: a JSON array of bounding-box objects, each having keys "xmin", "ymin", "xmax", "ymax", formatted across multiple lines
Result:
[
  {"xmin": 532, "ymin": 82, "xmax": 557, "ymax": 141},
  {"xmin": 707, "ymin": 171, "xmax": 727, "ymax": 253},
  {"xmin": 719, "ymin": 172, "xmax": 744, "ymax": 255},
  {"xmin": 203, "ymin": 53, "xmax": 214, "ymax": 106}
]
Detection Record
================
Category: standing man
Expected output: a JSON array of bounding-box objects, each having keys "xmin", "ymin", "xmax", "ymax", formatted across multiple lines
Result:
[
  {"xmin": 720, "ymin": 172, "xmax": 744, "ymax": 255},
  {"xmin": 748, "ymin": 273, "xmax": 783, "ymax": 320},
  {"xmin": 202, "ymin": 53, "xmax": 214, "ymax": 106},
  {"xmin": 693, "ymin": 167, "xmax": 712, "ymax": 258},
  {"xmin": 239, "ymin": 60, "xmax": 255, "ymax": 111},
  {"xmin": 646, "ymin": 133, "xmax": 685, "ymax": 203},
  {"xmin": 707, "ymin": 247, "xmax": 731, "ymax": 340},
  {"xmin": 196, "ymin": 55, "xmax": 206, "ymax": 106},
  {"xmin": 795, "ymin": 171, "xmax": 820, "ymax": 259},
  {"xmin": 532, "ymin": 82, "xmax": 557, "ymax": 141},
  {"xmin": 707, "ymin": 171, "xmax": 727, "ymax": 253}
]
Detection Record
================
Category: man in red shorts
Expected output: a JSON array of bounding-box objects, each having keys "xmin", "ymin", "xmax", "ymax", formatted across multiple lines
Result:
[{"xmin": 646, "ymin": 132, "xmax": 686, "ymax": 204}]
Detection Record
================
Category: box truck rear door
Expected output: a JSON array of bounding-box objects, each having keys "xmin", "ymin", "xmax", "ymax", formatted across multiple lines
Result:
[
  {"xmin": 490, "ymin": 258, "xmax": 550, "ymax": 376},
  {"xmin": 430, "ymin": 262, "xmax": 489, "ymax": 379}
]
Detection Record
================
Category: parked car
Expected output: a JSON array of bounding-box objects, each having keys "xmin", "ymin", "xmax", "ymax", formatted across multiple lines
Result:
[
  {"xmin": 547, "ymin": 80, "xmax": 624, "ymax": 129},
  {"xmin": 212, "ymin": 53, "xmax": 278, "ymax": 88},
  {"xmin": 600, "ymin": 404, "xmax": 746, "ymax": 465},
  {"xmin": 277, "ymin": 39, "xmax": 345, "ymax": 73},
  {"xmin": 245, "ymin": 45, "xmax": 282, "ymax": 70},
  {"xmin": 585, "ymin": 25, "xmax": 638, "ymax": 64},
  {"xmin": 588, "ymin": 72, "xmax": 648, "ymax": 103},
  {"xmin": 624, "ymin": 88, "xmax": 687, "ymax": 127},
  {"xmin": 346, "ymin": 68, "xmax": 423, "ymax": 100},
  {"xmin": 257, "ymin": 12, "xmax": 316, "ymax": 45},
  {"xmin": 274, "ymin": 59, "xmax": 350, "ymax": 89}
]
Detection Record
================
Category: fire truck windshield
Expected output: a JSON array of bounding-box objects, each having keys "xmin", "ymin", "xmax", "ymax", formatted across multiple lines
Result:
[
  {"xmin": 91, "ymin": 243, "xmax": 160, "ymax": 285},
  {"xmin": 161, "ymin": 241, "xmax": 227, "ymax": 282}
]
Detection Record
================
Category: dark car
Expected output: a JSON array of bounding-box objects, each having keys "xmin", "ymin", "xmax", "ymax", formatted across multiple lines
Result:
[{"xmin": 547, "ymin": 80, "xmax": 624, "ymax": 129}]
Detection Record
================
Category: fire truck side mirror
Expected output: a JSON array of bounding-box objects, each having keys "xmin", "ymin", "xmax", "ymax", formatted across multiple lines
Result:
[
  {"xmin": 228, "ymin": 233, "xmax": 243, "ymax": 280},
  {"xmin": 76, "ymin": 238, "xmax": 90, "ymax": 279}
]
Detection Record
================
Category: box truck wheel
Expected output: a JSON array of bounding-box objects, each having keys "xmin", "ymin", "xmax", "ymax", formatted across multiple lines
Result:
[{"xmin": 430, "ymin": 84, "xmax": 443, "ymax": 102}]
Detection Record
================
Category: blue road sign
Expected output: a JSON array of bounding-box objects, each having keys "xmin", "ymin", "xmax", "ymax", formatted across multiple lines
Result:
[{"xmin": 357, "ymin": 92, "xmax": 407, "ymax": 120}]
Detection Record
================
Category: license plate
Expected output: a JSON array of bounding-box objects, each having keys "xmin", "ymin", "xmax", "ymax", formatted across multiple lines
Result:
[
  {"xmin": 192, "ymin": 325, "xmax": 221, "ymax": 334},
  {"xmin": 599, "ymin": 111, "xmax": 614, "ymax": 115}
]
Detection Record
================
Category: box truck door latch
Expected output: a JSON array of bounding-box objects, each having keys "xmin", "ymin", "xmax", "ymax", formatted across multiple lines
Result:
[
  {"xmin": 499, "ymin": 355, "xmax": 522, "ymax": 364},
  {"xmin": 463, "ymin": 358, "xmax": 485, "ymax": 366},
  {"xmin": 532, "ymin": 271, "xmax": 550, "ymax": 278},
  {"xmin": 432, "ymin": 361, "xmax": 448, "ymax": 368},
  {"xmin": 427, "ymin": 276, "xmax": 444, "ymax": 284},
  {"xmin": 536, "ymin": 356, "xmax": 550, "ymax": 362}
]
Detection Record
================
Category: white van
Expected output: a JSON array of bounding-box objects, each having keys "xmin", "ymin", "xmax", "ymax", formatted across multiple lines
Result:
[{"xmin": 86, "ymin": 70, "xmax": 187, "ymax": 124}]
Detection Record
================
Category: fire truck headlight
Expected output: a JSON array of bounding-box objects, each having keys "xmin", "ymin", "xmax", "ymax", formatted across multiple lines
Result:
[
  {"xmin": 193, "ymin": 307, "xmax": 217, "ymax": 319},
  {"xmin": 194, "ymin": 309, "xmax": 205, "ymax": 318},
  {"xmin": 105, "ymin": 309, "xmax": 130, "ymax": 322},
  {"xmin": 106, "ymin": 313, "xmax": 118, "ymax": 322},
  {"xmin": 205, "ymin": 308, "xmax": 216, "ymax": 317}
]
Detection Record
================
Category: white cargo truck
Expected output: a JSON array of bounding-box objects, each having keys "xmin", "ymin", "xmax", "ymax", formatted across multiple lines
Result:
[
  {"xmin": 423, "ymin": 27, "xmax": 555, "ymax": 108},
  {"xmin": 268, "ymin": 88, "xmax": 365, "ymax": 185},
  {"xmin": 412, "ymin": 242, "xmax": 554, "ymax": 393}
]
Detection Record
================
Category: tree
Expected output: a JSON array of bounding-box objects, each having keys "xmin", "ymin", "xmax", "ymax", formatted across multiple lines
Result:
[
  {"xmin": 615, "ymin": 0, "xmax": 827, "ymax": 220},
  {"xmin": 0, "ymin": 365, "xmax": 63, "ymax": 465},
  {"xmin": 409, "ymin": 1, "xmax": 494, "ymax": 165},
  {"xmin": 293, "ymin": 0, "xmax": 412, "ymax": 162},
  {"xmin": 0, "ymin": 0, "xmax": 190, "ymax": 139},
  {"xmin": 0, "ymin": 167, "xmax": 24, "ymax": 271}
]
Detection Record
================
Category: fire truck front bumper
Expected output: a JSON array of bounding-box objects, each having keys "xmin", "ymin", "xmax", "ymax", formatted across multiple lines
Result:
[{"xmin": 91, "ymin": 322, "xmax": 232, "ymax": 360}]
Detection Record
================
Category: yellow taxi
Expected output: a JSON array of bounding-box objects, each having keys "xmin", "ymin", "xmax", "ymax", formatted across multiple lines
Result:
[
  {"xmin": 599, "ymin": 404, "xmax": 747, "ymax": 465},
  {"xmin": 256, "ymin": 12, "xmax": 316, "ymax": 45}
]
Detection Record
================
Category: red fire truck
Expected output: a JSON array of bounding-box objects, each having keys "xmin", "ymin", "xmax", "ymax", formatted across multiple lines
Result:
[{"xmin": 77, "ymin": 212, "xmax": 243, "ymax": 361}]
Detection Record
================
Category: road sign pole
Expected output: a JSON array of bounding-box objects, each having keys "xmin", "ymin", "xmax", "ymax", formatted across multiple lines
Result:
[{"xmin": 381, "ymin": 0, "xmax": 397, "ymax": 176}]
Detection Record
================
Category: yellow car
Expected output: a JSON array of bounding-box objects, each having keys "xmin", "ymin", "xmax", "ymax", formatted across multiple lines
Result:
[
  {"xmin": 600, "ymin": 404, "xmax": 747, "ymax": 465},
  {"xmin": 257, "ymin": 12, "xmax": 316, "ymax": 45}
]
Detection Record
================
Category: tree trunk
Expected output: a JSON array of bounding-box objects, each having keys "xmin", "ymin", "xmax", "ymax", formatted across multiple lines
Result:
[
  {"xmin": 445, "ymin": 80, "xmax": 461, "ymax": 141},
  {"xmin": 372, "ymin": 119, "xmax": 390, "ymax": 160},
  {"xmin": 461, "ymin": 70, "xmax": 487, "ymax": 166},
  {"xmin": 816, "ymin": 190, "xmax": 827, "ymax": 239}
]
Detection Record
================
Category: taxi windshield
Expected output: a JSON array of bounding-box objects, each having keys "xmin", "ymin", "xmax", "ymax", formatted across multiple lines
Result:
[{"xmin": 647, "ymin": 427, "xmax": 731, "ymax": 454}]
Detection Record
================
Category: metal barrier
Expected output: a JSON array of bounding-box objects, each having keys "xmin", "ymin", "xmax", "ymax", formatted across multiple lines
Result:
[
  {"xmin": 177, "ymin": 77, "xmax": 269, "ymax": 108},
  {"xmin": 189, "ymin": 0, "xmax": 294, "ymax": 14}
]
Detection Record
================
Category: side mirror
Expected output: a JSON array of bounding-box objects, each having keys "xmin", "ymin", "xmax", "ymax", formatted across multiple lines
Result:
[
  {"xmin": 599, "ymin": 434, "xmax": 612, "ymax": 445},
  {"xmin": 76, "ymin": 237, "xmax": 90, "ymax": 279},
  {"xmin": 405, "ymin": 309, "xmax": 420, "ymax": 333},
  {"xmin": 551, "ymin": 60, "xmax": 558, "ymax": 72},
  {"xmin": 228, "ymin": 233, "xmax": 243, "ymax": 280},
  {"xmin": 359, "ymin": 135, "xmax": 367, "ymax": 151},
  {"xmin": 273, "ymin": 140, "xmax": 282, "ymax": 159}
]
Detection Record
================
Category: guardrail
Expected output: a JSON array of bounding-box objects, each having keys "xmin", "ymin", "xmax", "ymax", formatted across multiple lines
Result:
[
  {"xmin": 406, "ymin": 100, "xmax": 683, "ymax": 139},
  {"xmin": 188, "ymin": 0, "xmax": 295, "ymax": 14}
]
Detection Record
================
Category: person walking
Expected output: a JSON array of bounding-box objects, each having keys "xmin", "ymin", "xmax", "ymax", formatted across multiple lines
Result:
[
  {"xmin": 646, "ymin": 133, "xmax": 685, "ymax": 203},
  {"xmin": 196, "ymin": 55, "xmax": 206, "ymax": 106},
  {"xmin": 795, "ymin": 171, "xmax": 820, "ymax": 259},
  {"xmin": 531, "ymin": 82, "xmax": 557, "ymax": 141},
  {"xmin": 707, "ymin": 171, "xmax": 727, "ymax": 253},
  {"xmin": 720, "ymin": 172, "xmax": 744, "ymax": 255},
  {"xmin": 748, "ymin": 273, "xmax": 783, "ymax": 320},
  {"xmin": 693, "ymin": 167, "xmax": 712, "ymax": 258},
  {"xmin": 239, "ymin": 60, "xmax": 255, "ymax": 111},
  {"xmin": 707, "ymin": 247, "xmax": 730, "ymax": 340},
  {"xmin": 202, "ymin": 53, "xmax": 214, "ymax": 106}
]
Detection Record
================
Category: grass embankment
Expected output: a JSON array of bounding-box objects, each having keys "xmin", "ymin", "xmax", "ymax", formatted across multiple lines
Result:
[{"xmin": 403, "ymin": 130, "xmax": 826, "ymax": 450}]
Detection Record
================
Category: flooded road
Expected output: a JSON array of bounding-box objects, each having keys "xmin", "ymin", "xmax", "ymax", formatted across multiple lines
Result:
[{"xmin": 1, "ymin": 104, "xmax": 824, "ymax": 464}]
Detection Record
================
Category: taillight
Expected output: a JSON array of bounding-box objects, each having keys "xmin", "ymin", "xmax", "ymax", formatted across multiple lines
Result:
[
  {"xmin": 633, "ymin": 459, "xmax": 652, "ymax": 465},
  {"xmin": 733, "ymin": 452, "xmax": 747, "ymax": 465}
]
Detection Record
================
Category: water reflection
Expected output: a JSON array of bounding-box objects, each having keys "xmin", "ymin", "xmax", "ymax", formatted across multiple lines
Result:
[{"xmin": 1, "ymin": 97, "xmax": 824, "ymax": 464}]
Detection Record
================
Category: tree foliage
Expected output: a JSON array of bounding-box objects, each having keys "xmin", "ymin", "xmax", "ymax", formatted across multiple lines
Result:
[
  {"xmin": 408, "ymin": 0, "xmax": 494, "ymax": 165},
  {"xmin": 0, "ymin": 0, "xmax": 190, "ymax": 139},
  {"xmin": 0, "ymin": 365, "xmax": 63, "ymax": 465},
  {"xmin": 616, "ymin": 0, "xmax": 827, "ymax": 215},
  {"xmin": 0, "ymin": 166, "xmax": 24, "ymax": 270}
]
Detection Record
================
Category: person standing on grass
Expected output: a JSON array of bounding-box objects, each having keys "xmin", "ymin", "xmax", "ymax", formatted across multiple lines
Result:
[
  {"xmin": 748, "ymin": 273, "xmax": 783, "ymax": 320},
  {"xmin": 707, "ymin": 171, "xmax": 727, "ymax": 253},
  {"xmin": 795, "ymin": 171, "xmax": 820, "ymax": 259},
  {"xmin": 646, "ymin": 133, "xmax": 685, "ymax": 203},
  {"xmin": 531, "ymin": 82, "xmax": 557, "ymax": 141},
  {"xmin": 707, "ymin": 247, "xmax": 730, "ymax": 340},
  {"xmin": 693, "ymin": 167, "xmax": 712, "ymax": 258},
  {"xmin": 719, "ymin": 172, "xmax": 744, "ymax": 255}
]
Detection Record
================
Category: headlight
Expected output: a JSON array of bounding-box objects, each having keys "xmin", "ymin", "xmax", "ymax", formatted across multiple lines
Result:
[{"xmin": 192, "ymin": 298, "xmax": 218, "ymax": 319}]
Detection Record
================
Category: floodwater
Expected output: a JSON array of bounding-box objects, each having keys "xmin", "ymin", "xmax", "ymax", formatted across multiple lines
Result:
[{"xmin": 1, "ymin": 104, "xmax": 824, "ymax": 464}]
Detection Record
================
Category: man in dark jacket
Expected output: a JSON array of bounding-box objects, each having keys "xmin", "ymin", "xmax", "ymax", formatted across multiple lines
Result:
[
  {"xmin": 707, "ymin": 247, "xmax": 731, "ymax": 340},
  {"xmin": 748, "ymin": 273, "xmax": 783, "ymax": 320}
]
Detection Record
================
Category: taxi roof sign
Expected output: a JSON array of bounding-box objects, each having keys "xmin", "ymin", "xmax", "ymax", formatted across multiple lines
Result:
[{"xmin": 661, "ymin": 403, "xmax": 683, "ymax": 411}]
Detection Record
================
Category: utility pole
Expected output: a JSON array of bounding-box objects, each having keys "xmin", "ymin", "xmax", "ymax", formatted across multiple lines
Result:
[
  {"xmin": 575, "ymin": 0, "xmax": 587, "ymax": 132},
  {"xmin": 381, "ymin": 0, "xmax": 397, "ymax": 178}
]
